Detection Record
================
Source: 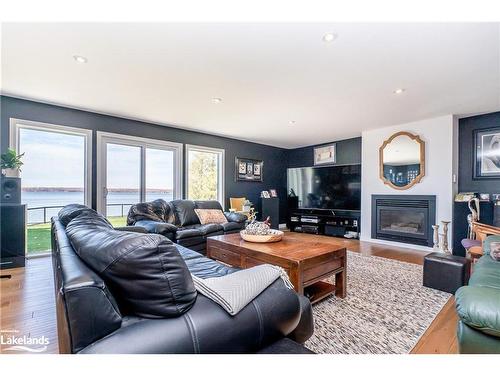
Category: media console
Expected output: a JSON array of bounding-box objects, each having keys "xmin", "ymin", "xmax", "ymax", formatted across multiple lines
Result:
[{"xmin": 287, "ymin": 208, "xmax": 361, "ymax": 239}]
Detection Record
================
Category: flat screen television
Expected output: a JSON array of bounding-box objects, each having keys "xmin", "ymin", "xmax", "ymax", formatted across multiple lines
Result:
[{"xmin": 287, "ymin": 164, "xmax": 361, "ymax": 211}]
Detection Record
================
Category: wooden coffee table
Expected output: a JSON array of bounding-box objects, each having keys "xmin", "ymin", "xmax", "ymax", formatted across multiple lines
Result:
[{"xmin": 206, "ymin": 232, "xmax": 346, "ymax": 303}]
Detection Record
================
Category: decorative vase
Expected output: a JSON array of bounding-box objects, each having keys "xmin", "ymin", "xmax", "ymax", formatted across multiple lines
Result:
[{"xmin": 432, "ymin": 224, "xmax": 440, "ymax": 250}]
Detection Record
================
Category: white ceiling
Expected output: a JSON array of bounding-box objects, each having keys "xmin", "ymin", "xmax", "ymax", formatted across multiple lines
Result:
[{"xmin": 2, "ymin": 23, "xmax": 500, "ymax": 149}]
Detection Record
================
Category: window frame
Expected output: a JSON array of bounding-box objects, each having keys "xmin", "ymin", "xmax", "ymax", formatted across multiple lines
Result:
[
  {"xmin": 185, "ymin": 144, "xmax": 225, "ymax": 207},
  {"xmin": 9, "ymin": 118, "xmax": 93, "ymax": 207},
  {"xmin": 96, "ymin": 131, "xmax": 183, "ymax": 214}
]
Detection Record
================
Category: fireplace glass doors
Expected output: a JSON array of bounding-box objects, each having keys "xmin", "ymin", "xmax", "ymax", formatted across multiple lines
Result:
[{"xmin": 371, "ymin": 195, "xmax": 436, "ymax": 247}]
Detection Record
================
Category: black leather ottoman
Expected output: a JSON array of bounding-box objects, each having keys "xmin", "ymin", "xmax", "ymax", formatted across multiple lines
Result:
[{"xmin": 423, "ymin": 252, "xmax": 471, "ymax": 294}]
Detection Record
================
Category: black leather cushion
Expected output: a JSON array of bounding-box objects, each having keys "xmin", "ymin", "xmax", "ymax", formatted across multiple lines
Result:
[
  {"xmin": 134, "ymin": 220, "xmax": 177, "ymax": 237},
  {"xmin": 65, "ymin": 212, "xmax": 197, "ymax": 318},
  {"xmin": 222, "ymin": 221, "xmax": 243, "ymax": 233},
  {"xmin": 126, "ymin": 199, "xmax": 176, "ymax": 225},
  {"xmin": 171, "ymin": 200, "xmax": 200, "ymax": 226},
  {"xmin": 176, "ymin": 227, "xmax": 203, "ymax": 240},
  {"xmin": 175, "ymin": 244, "xmax": 204, "ymax": 260},
  {"xmin": 195, "ymin": 223, "xmax": 224, "ymax": 236},
  {"xmin": 184, "ymin": 256, "xmax": 238, "ymax": 278},
  {"xmin": 195, "ymin": 200, "xmax": 224, "ymax": 210},
  {"xmin": 58, "ymin": 204, "xmax": 104, "ymax": 227},
  {"xmin": 224, "ymin": 212, "xmax": 247, "ymax": 224}
]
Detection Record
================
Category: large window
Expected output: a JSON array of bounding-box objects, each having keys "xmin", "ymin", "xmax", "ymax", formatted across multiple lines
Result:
[
  {"xmin": 186, "ymin": 144, "xmax": 224, "ymax": 204},
  {"xmin": 97, "ymin": 132, "xmax": 182, "ymax": 224},
  {"xmin": 10, "ymin": 119, "xmax": 92, "ymax": 255}
]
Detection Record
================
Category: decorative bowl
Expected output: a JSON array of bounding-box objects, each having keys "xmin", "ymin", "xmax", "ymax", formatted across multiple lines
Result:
[{"xmin": 240, "ymin": 229, "xmax": 284, "ymax": 243}]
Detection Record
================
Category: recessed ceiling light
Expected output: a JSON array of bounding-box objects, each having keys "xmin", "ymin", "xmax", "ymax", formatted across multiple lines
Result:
[
  {"xmin": 393, "ymin": 88, "xmax": 405, "ymax": 94},
  {"xmin": 73, "ymin": 55, "xmax": 88, "ymax": 64},
  {"xmin": 322, "ymin": 33, "xmax": 338, "ymax": 43},
  {"xmin": 211, "ymin": 97, "xmax": 222, "ymax": 104},
  {"xmin": 289, "ymin": 121, "xmax": 296, "ymax": 125}
]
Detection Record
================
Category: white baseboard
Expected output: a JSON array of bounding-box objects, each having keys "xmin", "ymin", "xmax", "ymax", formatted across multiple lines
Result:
[{"xmin": 359, "ymin": 236, "xmax": 437, "ymax": 252}]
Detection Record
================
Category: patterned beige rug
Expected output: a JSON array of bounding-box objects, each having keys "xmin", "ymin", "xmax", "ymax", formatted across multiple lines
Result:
[{"xmin": 305, "ymin": 251, "xmax": 450, "ymax": 354}]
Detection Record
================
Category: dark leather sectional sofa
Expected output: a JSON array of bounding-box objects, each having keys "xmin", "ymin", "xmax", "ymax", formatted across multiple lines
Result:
[
  {"xmin": 127, "ymin": 199, "xmax": 247, "ymax": 254},
  {"xmin": 51, "ymin": 204, "xmax": 314, "ymax": 354}
]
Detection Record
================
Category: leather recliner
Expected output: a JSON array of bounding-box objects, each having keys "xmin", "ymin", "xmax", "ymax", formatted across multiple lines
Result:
[
  {"xmin": 455, "ymin": 235, "xmax": 500, "ymax": 353},
  {"xmin": 51, "ymin": 206, "xmax": 314, "ymax": 354},
  {"xmin": 127, "ymin": 199, "xmax": 247, "ymax": 254}
]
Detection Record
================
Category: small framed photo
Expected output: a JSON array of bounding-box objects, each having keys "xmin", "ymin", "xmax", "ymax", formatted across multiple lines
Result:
[
  {"xmin": 314, "ymin": 143, "xmax": 336, "ymax": 165},
  {"xmin": 235, "ymin": 157, "xmax": 263, "ymax": 182},
  {"xmin": 479, "ymin": 193, "xmax": 490, "ymax": 201},
  {"xmin": 261, "ymin": 190, "xmax": 270, "ymax": 198},
  {"xmin": 238, "ymin": 161, "xmax": 247, "ymax": 174},
  {"xmin": 474, "ymin": 127, "xmax": 500, "ymax": 179},
  {"xmin": 253, "ymin": 163, "xmax": 261, "ymax": 176},
  {"xmin": 269, "ymin": 189, "xmax": 277, "ymax": 197}
]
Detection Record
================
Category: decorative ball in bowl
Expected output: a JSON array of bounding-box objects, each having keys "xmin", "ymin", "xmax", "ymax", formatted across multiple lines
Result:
[{"xmin": 240, "ymin": 220, "xmax": 284, "ymax": 243}]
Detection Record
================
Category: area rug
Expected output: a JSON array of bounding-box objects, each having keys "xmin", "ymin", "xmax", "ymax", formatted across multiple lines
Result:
[{"xmin": 305, "ymin": 251, "xmax": 451, "ymax": 354}]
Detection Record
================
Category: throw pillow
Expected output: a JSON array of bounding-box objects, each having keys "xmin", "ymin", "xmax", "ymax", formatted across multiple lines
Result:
[
  {"xmin": 490, "ymin": 242, "xmax": 500, "ymax": 261},
  {"xmin": 194, "ymin": 209, "xmax": 228, "ymax": 225}
]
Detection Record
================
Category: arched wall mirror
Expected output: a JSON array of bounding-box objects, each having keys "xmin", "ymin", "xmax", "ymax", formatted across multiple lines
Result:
[{"xmin": 379, "ymin": 131, "xmax": 425, "ymax": 190}]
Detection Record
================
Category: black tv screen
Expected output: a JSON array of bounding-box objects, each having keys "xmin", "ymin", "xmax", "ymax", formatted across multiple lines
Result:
[{"xmin": 287, "ymin": 165, "xmax": 361, "ymax": 211}]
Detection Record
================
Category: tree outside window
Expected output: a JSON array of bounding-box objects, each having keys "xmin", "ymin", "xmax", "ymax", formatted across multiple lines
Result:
[{"xmin": 187, "ymin": 147, "xmax": 224, "ymax": 202}]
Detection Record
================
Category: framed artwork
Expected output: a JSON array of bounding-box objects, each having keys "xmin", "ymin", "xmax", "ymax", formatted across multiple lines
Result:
[
  {"xmin": 474, "ymin": 127, "xmax": 500, "ymax": 179},
  {"xmin": 261, "ymin": 190, "xmax": 270, "ymax": 198},
  {"xmin": 269, "ymin": 189, "xmax": 277, "ymax": 197},
  {"xmin": 314, "ymin": 143, "xmax": 336, "ymax": 165},
  {"xmin": 235, "ymin": 157, "xmax": 263, "ymax": 182}
]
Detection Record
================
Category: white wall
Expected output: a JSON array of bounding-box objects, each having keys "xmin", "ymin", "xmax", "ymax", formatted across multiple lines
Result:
[{"xmin": 361, "ymin": 115, "xmax": 458, "ymax": 251}]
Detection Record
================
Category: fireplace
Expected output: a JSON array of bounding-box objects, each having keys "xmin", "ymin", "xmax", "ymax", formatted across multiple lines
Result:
[{"xmin": 371, "ymin": 195, "xmax": 436, "ymax": 247}]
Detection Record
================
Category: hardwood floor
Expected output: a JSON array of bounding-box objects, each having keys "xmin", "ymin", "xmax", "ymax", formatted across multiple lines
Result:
[{"xmin": 0, "ymin": 238, "xmax": 458, "ymax": 354}]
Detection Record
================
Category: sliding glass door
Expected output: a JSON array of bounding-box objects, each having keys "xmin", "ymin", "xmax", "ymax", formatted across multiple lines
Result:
[
  {"xmin": 97, "ymin": 132, "xmax": 182, "ymax": 224},
  {"xmin": 10, "ymin": 119, "xmax": 92, "ymax": 255}
]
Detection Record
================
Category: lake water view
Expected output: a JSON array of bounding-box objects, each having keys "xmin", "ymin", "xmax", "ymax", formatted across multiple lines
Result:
[{"xmin": 23, "ymin": 191, "xmax": 173, "ymax": 224}]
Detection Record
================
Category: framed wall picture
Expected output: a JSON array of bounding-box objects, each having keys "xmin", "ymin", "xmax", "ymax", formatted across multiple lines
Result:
[
  {"xmin": 235, "ymin": 157, "xmax": 263, "ymax": 182},
  {"xmin": 474, "ymin": 127, "xmax": 500, "ymax": 179},
  {"xmin": 314, "ymin": 143, "xmax": 336, "ymax": 165}
]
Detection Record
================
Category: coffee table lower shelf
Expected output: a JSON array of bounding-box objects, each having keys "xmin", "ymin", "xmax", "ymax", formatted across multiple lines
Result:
[{"xmin": 304, "ymin": 281, "xmax": 336, "ymax": 304}]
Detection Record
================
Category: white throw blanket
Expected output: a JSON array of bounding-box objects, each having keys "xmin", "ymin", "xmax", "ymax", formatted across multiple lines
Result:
[{"xmin": 192, "ymin": 265, "xmax": 294, "ymax": 316}]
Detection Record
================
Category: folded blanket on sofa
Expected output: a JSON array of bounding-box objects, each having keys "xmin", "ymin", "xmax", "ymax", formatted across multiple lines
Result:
[{"xmin": 192, "ymin": 265, "xmax": 294, "ymax": 315}]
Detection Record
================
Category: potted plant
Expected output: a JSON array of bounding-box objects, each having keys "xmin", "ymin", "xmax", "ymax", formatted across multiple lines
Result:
[{"xmin": 1, "ymin": 148, "xmax": 24, "ymax": 178}]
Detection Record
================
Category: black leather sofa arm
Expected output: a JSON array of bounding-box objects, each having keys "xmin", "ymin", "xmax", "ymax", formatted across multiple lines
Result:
[
  {"xmin": 288, "ymin": 295, "xmax": 314, "ymax": 343},
  {"xmin": 224, "ymin": 212, "xmax": 247, "ymax": 223},
  {"xmin": 456, "ymin": 286, "xmax": 500, "ymax": 338},
  {"xmin": 115, "ymin": 226, "xmax": 148, "ymax": 234},
  {"xmin": 79, "ymin": 279, "xmax": 310, "ymax": 354},
  {"xmin": 134, "ymin": 220, "xmax": 178, "ymax": 238}
]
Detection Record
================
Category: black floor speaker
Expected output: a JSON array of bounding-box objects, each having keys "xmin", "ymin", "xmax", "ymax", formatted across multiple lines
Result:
[
  {"xmin": 1, "ymin": 204, "xmax": 26, "ymax": 269},
  {"xmin": 259, "ymin": 197, "xmax": 280, "ymax": 229},
  {"xmin": 1, "ymin": 176, "xmax": 21, "ymax": 204}
]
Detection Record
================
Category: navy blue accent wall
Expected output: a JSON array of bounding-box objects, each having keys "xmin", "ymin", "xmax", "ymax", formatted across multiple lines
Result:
[
  {"xmin": 286, "ymin": 137, "xmax": 362, "ymax": 169},
  {"xmin": 459, "ymin": 111, "xmax": 500, "ymax": 195},
  {"xmin": 1, "ymin": 96, "xmax": 288, "ymax": 221}
]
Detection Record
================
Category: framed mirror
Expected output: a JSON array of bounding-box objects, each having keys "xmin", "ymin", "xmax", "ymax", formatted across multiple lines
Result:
[{"xmin": 379, "ymin": 131, "xmax": 425, "ymax": 190}]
